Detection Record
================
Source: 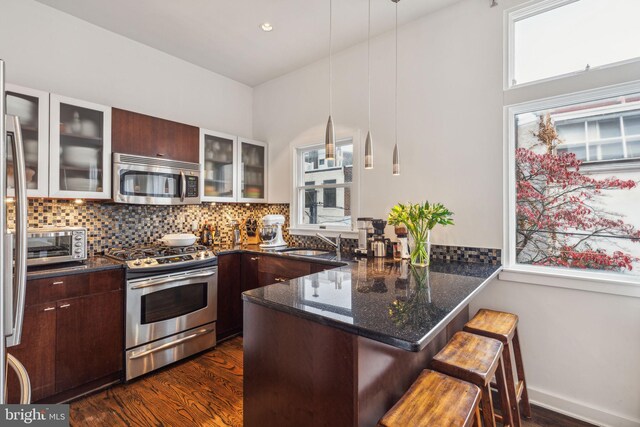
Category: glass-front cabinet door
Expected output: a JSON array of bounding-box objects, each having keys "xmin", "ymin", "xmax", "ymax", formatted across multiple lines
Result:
[
  {"xmin": 5, "ymin": 84, "xmax": 49, "ymax": 198},
  {"xmin": 200, "ymin": 129, "xmax": 237, "ymax": 202},
  {"xmin": 49, "ymin": 94, "xmax": 111, "ymax": 199},
  {"xmin": 238, "ymin": 138, "xmax": 267, "ymax": 203}
]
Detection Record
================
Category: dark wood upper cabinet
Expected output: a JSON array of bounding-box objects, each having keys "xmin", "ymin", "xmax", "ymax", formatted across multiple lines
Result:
[{"xmin": 112, "ymin": 108, "xmax": 199, "ymax": 163}]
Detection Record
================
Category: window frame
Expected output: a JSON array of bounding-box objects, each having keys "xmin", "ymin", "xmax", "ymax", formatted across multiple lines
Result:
[
  {"xmin": 290, "ymin": 137, "xmax": 358, "ymax": 237},
  {"xmin": 504, "ymin": 81, "xmax": 640, "ymax": 290},
  {"xmin": 504, "ymin": 0, "xmax": 640, "ymax": 90}
]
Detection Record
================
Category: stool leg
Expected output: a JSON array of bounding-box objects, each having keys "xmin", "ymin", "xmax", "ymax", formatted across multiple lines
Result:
[
  {"xmin": 473, "ymin": 406, "xmax": 482, "ymax": 427},
  {"xmin": 480, "ymin": 385, "xmax": 497, "ymax": 427},
  {"xmin": 503, "ymin": 342, "xmax": 522, "ymax": 426},
  {"xmin": 495, "ymin": 355, "xmax": 513, "ymax": 427},
  {"xmin": 513, "ymin": 329, "xmax": 532, "ymax": 419}
]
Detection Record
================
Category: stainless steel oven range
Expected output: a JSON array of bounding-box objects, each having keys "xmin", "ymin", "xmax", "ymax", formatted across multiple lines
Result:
[{"xmin": 106, "ymin": 245, "xmax": 217, "ymax": 380}]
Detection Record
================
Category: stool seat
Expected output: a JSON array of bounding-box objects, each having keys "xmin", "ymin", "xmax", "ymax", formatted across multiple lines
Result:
[
  {"xmin": 431, "ymin": 331, "xmax": 513, "ymax": 427},
  {"xmin": 464, "ymin": 309, "xmax": 532, "ymax": 424},
  {"xmin": 378, "ymin": 369, "xmax": 481, "ymax": 427},
  {"xmin": 431, "ymin": 330, "xmax": 503, "ymax": 386},
  {"xmin": 464, "ymin": 309, "xmax": 518, "ymax": 342}
]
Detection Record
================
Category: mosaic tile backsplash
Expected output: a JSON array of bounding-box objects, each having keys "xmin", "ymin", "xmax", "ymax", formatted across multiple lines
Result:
[
  {"xmin": 13, "ymin": 199, "xmax": 293, "ymax": 255},
  {"xmin": 11, "ymin": 199, "xmax": 500, "ymax": 264}
]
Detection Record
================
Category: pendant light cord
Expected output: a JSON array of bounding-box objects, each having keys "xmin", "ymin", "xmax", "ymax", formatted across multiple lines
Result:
[
  {"xmin": 329, "ymin": 0, "xmax": 333, "ymax": 115},
  {"xmin": 395, "ymin": 0, "xmax": 398, "ymax": 148},
  {"xmin": 367, "ymin": 0, "xmax": 371, "ymax": 130}
]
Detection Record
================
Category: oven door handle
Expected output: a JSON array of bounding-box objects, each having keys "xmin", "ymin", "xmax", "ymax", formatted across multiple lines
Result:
[
  {"xmin": 180, "ymin": 170, "xmax": 186, "ymax": 202},
  {"xmin": 128, "ymin": 328, "xmax": 215, "ymax": 359},
  {"xmin": 130, "ymin": 271, "xmax": 216, "ymax": 290}
]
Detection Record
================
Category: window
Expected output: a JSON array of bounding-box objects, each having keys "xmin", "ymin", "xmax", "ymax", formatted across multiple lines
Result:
[
  {"xmin": 508, "ymin": 86, "xmax": 640, "ymax": 278},
  {"xmin": 508, "ymin": 0, "xmax": 640, "ymax": 87},
  {"xmin": 293, "ymin": 139, "xmax": 354, "ymax": 231},
  {"xmin": 323, "ymin": 180, "xmax": 337, "ymax": 208},
  {"xmin": 555, "ymin": 109, "xmax": 640, "ymax": 162}
]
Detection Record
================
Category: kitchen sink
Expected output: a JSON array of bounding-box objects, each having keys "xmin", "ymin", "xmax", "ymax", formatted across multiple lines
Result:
[{"xmin": 280, "ymin": 248, "xmax": 334, "ymax": 257}]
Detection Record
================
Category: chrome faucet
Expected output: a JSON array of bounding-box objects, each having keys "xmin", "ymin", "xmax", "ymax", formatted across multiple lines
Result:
[{"xmin": 316, "ymin": 233, "xmax": 341, "ymax": 256}]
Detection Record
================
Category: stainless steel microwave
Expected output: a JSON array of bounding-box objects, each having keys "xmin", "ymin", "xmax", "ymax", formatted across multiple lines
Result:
[
  {"xmin": 26, "ymin": 227, "xmax": 87, "ymax": 266},
  {"xmin": 113, "ymin": 153, "xmax": 201, "ymax": 205}
]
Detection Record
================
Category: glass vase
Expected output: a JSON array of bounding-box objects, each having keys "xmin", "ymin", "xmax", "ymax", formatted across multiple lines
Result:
[{"xmin": 410, "ymin": 230, "xmax": 431, "ymax": 267}]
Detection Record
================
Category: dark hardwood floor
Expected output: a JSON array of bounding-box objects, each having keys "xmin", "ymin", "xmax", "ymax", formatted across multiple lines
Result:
[{"xmin": 70, "ymin": 336, "xmax": 594, "ymax": 427}]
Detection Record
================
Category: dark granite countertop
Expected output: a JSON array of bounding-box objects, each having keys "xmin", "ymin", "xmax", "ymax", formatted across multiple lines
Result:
[
  {"xmin": 242, "ymin": 257, "xmax": 501, "ymax": 352},
  {"xmin": 27, "ymin": 256, "xmax": 125, "ymax": 280},
  {"xmin": 215, "ymin": 244, "xmax": 346, "ymax": 266}
]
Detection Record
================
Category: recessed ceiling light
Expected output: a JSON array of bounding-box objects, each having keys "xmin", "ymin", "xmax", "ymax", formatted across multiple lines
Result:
[{"xmin": 260, "ymin": 22, "xmax": 273, "ymax": 32}]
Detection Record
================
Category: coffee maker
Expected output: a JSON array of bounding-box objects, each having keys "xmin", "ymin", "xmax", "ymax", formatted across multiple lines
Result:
[
  {"xmin": 371, "ymin": 219, "xmax": 390, "ymax": 258},
  {"xmin": 355, "ymin": 217, "xmax": 373, "ymax": 256}
]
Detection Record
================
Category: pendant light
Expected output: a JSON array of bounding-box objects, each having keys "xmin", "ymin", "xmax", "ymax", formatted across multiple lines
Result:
[
  {"xmin": 364, "ymin": 0, "xmax": 374, "ymax": 169},
  {"xmin": 392, "ymin": 0, "xmax": 400, "ymax": 176},
  {"xmin": 325, "ymin": 0, "xmax": 336, "ymax": 162}
]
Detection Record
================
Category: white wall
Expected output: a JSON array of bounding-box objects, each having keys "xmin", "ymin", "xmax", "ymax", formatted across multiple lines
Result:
[
  {"xmin": 253, "ymin": 0, "xmax": 640, "ymax": 425},
  {"xmin": 0, "ymin": 0, "xmax": 253, "ymax": 137},
  {"xmin": 254, "ymin": 0, "xmax": 504, "ymax": 249}
]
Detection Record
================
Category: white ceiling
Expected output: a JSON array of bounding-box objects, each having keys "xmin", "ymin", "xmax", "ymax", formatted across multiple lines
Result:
[{"xmin": 34, "ymin": 0, "xmax": 461, "ymax": 87}]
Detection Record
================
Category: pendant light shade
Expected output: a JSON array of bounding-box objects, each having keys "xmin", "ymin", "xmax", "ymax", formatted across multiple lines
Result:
[
  {"xmin": 325, "ymin": 115, "xmax": 335, "ymax": 161},
  {"xmin": 364, "ymin": 130, "xmax": 373, "ymax": 169},
  {"xmin": 325, "ymin": 0, "xmax": 335, "ymax": 162},
  {"xmin": 392, "ymin": 143, "xmax": 400, "ymax": 175},
  {"xmin": 364, "ymin": 0, "xmax": 374, "ymax": 170}
]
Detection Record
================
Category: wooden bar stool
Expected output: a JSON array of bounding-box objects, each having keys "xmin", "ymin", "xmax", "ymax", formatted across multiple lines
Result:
[
  {"xmin": 378, "ymin": 369, "xmax": 482, "ymax": 427},
  {"xmin": 431, "ymin": 331, "xmax": 513, "ymax": 427},
  {"xmin": 464, "ymin": 309, "xmax": 532, "ymax": 424}
]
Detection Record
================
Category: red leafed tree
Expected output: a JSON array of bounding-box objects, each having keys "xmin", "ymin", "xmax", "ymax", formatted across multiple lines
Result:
[{"xmin": 516, "ymin": 114, "xmax": 640, "ymax": 271}]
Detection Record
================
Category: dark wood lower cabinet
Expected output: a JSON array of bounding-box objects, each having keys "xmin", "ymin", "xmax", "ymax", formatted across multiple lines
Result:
[
  {"xmin": 55, "ymin": 291, "xmax": 123, "ymax": 392},
  {"xmin": 216, "ymin": 253, "xmax": 242, "ymax": 341},
  {"xmin": 7, "ymin": 303, "xmax": 57, "ymax": 403},
  {"xmin": 7, "ymin": 269, "xmax": 125, "ymax": 404},
  {"xmin": 217, "ymin": 253, "xmax": 342, "ymax": 342}
]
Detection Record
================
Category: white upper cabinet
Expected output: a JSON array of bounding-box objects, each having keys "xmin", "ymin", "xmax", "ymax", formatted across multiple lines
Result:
[
  {"xmin": 238, "ymin": 138, "xmax": 267, "ymax": 203},
  {"xmin": 5, "ymin": 84, "xmax": 49, "ymax": 198},
  {"xmin": 200, "ymin": 129, "xmax": 238, "ymax": 202},
  {"xmin": 199, "ymin": 133, "xmax": 267, "ymax": 204},
  {"xmin": 49, "ymin": 94, "xmax": 112, "ymax": 199}
]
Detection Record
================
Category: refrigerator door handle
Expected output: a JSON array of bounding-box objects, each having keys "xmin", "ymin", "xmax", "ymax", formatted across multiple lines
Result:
[
  {"xmin": 5, "ymin": 354, "xmax": 31, "ymax": 404},
  {"xmin": 2, "ymin": 236, "xmax": 13, "ymax": 338},
  {"xmin": 6, "ymin": 115, "xmax": 28, "ymax": 347}
]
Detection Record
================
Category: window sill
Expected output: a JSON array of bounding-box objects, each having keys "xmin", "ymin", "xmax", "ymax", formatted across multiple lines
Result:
[
  {"xmin": 499, "ymin": 266, "xmax": 640, "ymax": 298},
  {"xmin": 289, "ymin": 227, "xmax": 358, "ymax": 239}
]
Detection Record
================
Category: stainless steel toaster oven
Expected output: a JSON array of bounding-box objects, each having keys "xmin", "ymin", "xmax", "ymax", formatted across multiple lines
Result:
[{"xmin": 26, "ymin": 227, "xmax": 87, "ymax": 266}]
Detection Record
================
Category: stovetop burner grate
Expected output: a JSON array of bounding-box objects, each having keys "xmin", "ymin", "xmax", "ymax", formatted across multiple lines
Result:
[{"xmin": 106, "ymin": 244, "xmax": 209, "ymax": 261}]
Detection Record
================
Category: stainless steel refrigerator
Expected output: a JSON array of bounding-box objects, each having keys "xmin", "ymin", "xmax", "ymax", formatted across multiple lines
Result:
[{"xmin": 1, "ymin": 59, "xmax": 31, "ymax": 404}]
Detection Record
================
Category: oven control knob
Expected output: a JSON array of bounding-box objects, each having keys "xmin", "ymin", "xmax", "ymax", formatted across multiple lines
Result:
[
  {"xmin": 133, "ymin": 259, "xmax": 142, "ymax": 266},
  {"xmin": 74, "ymin": 242, "xmax": 82, "ymax": 247},
  {"xmin": 74, "ymin": 235, "xmax": 82, "ymax": 241},
  {"xmin": 144, "ymin": 258, "xmax": 154, "ymax": 265},
  {"xmin": 203, "ymin": 251, "xmax": 210, "ymax": 258}
]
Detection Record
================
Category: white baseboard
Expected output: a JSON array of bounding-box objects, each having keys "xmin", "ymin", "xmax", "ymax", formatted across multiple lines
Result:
[{"xmin": 528, "ymin": 386, "xmax": 640, "ymax": 427}]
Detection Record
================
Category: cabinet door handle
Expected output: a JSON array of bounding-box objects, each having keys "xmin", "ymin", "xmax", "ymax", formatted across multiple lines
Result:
[
  {"xmin": 43, "ymin": 307, "xmax": 56, "ymax": 312},
  {"xmin": 250, "ymin": 257, "xmax": 260, "ymax": 261},
  {"xmin": 275, "ymin": 277, "xmax": 288, "ymax": 282},
  {"xmin": 157, "ymin": 153, "xmax": 165, "ymax": 157},
  {"xmin": 52, "ymin": 281, "xmax": 64, "ymax": 285},
  {"xmin": 59, "ymin": 303, "xmax": 71, "ymax": 309}
]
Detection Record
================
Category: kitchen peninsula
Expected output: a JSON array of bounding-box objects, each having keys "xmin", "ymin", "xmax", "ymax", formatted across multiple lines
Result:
[{"xmin": 242, "ymin": 258, "xmax": 501, "ymax": 427}]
